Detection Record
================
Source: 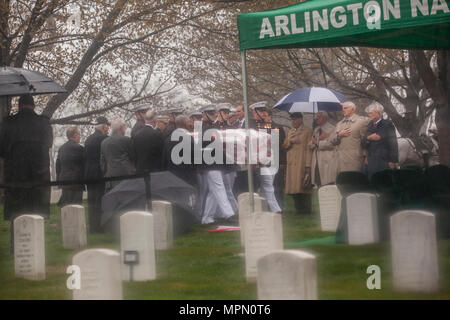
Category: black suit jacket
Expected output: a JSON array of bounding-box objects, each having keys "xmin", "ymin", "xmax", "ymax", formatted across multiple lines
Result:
[
  {"xmin": 362, "ymin": 119, "xmax": 398, "ymax": 176},
  {"xmin": 84, "ymin": 130, "xmax": 108, "ymax": 180},
  {"xmin": 132, "ymin": 125, "xmax": 164, "ymax": 173},
  {"xmin": 56, "ymin": 140, "xmax": 85, "ymax": 190},
  {"xmin": 162, "ymin": 130, "xmax": 196, "ymax": 185},
  {"xmin": 0, "ymin": 108, "xmax": 53, "ymax": 219}
]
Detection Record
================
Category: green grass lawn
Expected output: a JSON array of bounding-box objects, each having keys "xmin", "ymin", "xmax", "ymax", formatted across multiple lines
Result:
[{"xmin": 0, "ymin": 194, "xmax": 449, "ymax": 300}]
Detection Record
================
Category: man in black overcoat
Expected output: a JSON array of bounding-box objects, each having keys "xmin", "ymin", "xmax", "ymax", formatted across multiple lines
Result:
[
  {"xmin": 56, "ymin": 126, "xmax": 85, "ymax": 207},
  {"xmin": 0, "ymin": 95, "xmax": 53, "ymax": 252},
  {"xmin": 100, "ymin": 119, "xmax": 136, "ymax": 192},
  {"xmin": 132, "ymin": 109, "xmax": 164, "ymax": 174},
  {"xmin": 362, "ymin": 104, "xmax": 398, "ymax": 179},
  {"xmin": 84, "ymin": 117, "xmax": 109, "ymax": 233}
]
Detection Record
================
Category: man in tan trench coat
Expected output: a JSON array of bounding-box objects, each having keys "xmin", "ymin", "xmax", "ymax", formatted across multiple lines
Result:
[
  {"xmin": 309, "ymin": 111, "xmax": 338, "ymax": 187},
  {"xmin": 282, "ymin": 112, "xmax": 313, "ymax": 214},
  {"xmin": 330, "ymin": 101, "xmax": 369, "ymax": 174}
]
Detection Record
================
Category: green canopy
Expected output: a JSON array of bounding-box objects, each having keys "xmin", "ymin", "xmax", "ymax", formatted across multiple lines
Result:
[{"xmin": 238, "ymin": 0, "xmax": 450, "ymax": 50}]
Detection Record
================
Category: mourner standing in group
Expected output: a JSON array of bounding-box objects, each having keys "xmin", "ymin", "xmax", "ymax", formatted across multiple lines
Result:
[
  {"xmin": 282, "ymin": 112, "xmax": 313, "ymax": 214},
  {"xmin": 132, "ymin": 109, "xmax": 164, "ymax": 174},
  {"xmin": 331, "ymin": 101, "xmax": 369, "ymax": 173},
  {"xmin": 56, "ymin": 126, "xmax": 85, "ymax": 208},
  {"xmin": 309, "ymin": 111, "xmax": 338, "ymax": 187},
  {"xmin": 362, "ymin": 104, "xmax": 398, "ymax": 179},
  {"xmin": 101, "ymin": 119, "xmax": 136, "ymax": 192},
  {"xmin": 84, "ymin": 116, "xmax": 110, "ymax": 233},
  {"xmin": 0, "ymin": 94, "xmax": 53, "ymax": 252}
]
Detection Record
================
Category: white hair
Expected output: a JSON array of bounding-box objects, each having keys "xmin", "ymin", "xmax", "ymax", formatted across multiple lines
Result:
[
  {"xmin": 368, "ymin": 103, "xmax": 384, "ymax": 115},
  {"xmin": 111, "ymin": 119, "xmax": 125, "ymax": 134},
  {"xmin": 342, "ymin": 101, "xmax": 356, "ymax": 110}
]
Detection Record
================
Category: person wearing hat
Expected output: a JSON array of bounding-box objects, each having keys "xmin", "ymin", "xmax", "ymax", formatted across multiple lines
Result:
[
  {"xmin": 163, "ymin": 107, "xmax": 184, "ymax": 139},
  {"xmin": 248, "ymin": 101, "xmax": 283, "ymax": 213},
  {"xmin": 200, "ymin": 105, "xmax": 218, "ymax": 130},
  {"xmin": 199, "ymin": 104, "xmax": 236, "ymax": 224},
  {"xmin": 0, "ymin": 94, "xmax": 53, "ymax": 252},
  {"xmin": 156, "ymin": 115, "xmax": 169, "ymax": 133},
  {"xmin": 282, "ymin": 112, "xmax": 313, "ymax": 214},
  {"xmin": 84, "ymin": 116, "xmax": 110, "ymax": 233},
  {"xmin": 249, "ymin": 101, "xmax": 269, "ymax": 129},
  {"xmin": 187, "ymin": 110, "xmax": 202, "ymax": 132},
  {"xmin": 131, "ymin": 104, "xmax": 150, "ymax": 138},
  {"xmin": 227, "ymin": 107, "xmax": 238, "ymax": 127},
  {"xmin": 215, "ymin": 103, "xmax": 239, "ymax": 214},
  {"xmin": 216, "ymin": 103, "xmax": 233, "ymax": 130}
]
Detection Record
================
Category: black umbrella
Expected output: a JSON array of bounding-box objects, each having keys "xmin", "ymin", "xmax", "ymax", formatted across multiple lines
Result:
[
  {"xmin": 0, "ymin": 66, "xmax": 67, "ymax": 97},
  {"xmin": 101, "ymin": 171, "xmax": 199, "ymax": 235}
]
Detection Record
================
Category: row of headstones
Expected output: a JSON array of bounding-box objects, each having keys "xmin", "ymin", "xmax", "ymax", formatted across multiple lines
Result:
[
  {"xmin": 59, "ymin": 201, "xmax": 173, "ymax": 251},
  {"xmin": 14, "ymin": 201, "xmax": 174, "ymax": 299},
  {"xmin": 14, "ymin": 192, "xmax": 440, "ymax": 299},
  {"xmin": 237, "ymin": 192, "xmax": 440, "ymax": 298}
]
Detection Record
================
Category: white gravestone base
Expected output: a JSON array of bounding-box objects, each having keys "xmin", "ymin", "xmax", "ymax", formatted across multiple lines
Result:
[
  {"xmin": 346, "ymin": 193, "xmax": 379, "ymax": 245},
  {"xmin": 14, "ymin": 215, "xmax": 46, "ymax": 280},
  {"xmin": 257, "ymin": 250, "xmax": 317, "ymax": 300},
  {"xmin": 72, "ymin": 248, "xmax": 122, "ymax": 300},
  {"xmin": 391, "ymin": 210, "xmax": 439, "ymax": 293},
  {"xmin": 151, "ymin": 201, "xmax": 173, "ymax": 250},
  {"xmin": 318, "ymin": 185, "xmax": 342, "ymax": 232},
  {"xmin": 61, "ymin": 205, "xmax": 87, "ymax": 249},
  {"xmin": 244, "ymin": 211, "xmax": 283, "ymax": 282},
  {"xmin": 120, "ymin": 211, "xmax": 156, "ymax": 281}
]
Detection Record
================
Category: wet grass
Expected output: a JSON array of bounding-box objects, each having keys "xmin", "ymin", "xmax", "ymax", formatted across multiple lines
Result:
[{"xmin": 0, "ymin": 195, "xmax": 449, "ymax": 300}]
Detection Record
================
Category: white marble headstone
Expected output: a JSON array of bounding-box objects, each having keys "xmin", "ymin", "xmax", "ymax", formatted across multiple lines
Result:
[
  {"xmin": 238, "ymin": 192, "xmax": 259, "ymax": 204},
  {"xmin": 318, "ymin": 185, "xmax": 342, "ymax": 232},
  {"xmin": 346, "ymin": 193, "xmax": 379, "ymax": 245},
  {"xmin": 61, "ymin": 205, "xmax": 87, "ymax": 250},
  {"xmin": 14, "ymin": 215, "xmax": 46, "ymax": 280},
  {"xmin": 391, "ymin": 210, "xmax": 439, "ymax": 293},
  {"xmin": 257, "ymin": 250, "xmax": 317, "ymax": 300},
  {"xmin": 151, "ymin": 201, "xmax": 173, "ymax": 250},
  {"xmin": 50, "ymin": 188, "xmax": 61, "ymax": 204},
  {"xmin": 72, "ymin": 248, "xmax": 122, "ymax": 300},
  {"xmin": 244, "ymin": 211, "xmax": 283, "ymax": 282},
  {"xmin": 120, "ymin": 211, "xmax": 156, "ymax": 281},
  {"xmin": 238, "ymin": 192, "xmax": 269, "ymax": 245}
]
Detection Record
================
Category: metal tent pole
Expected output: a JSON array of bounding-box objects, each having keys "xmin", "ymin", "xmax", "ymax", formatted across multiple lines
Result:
[{"xmin": 241, "ymin": 50, "xmax": 254, "ymax": 213}]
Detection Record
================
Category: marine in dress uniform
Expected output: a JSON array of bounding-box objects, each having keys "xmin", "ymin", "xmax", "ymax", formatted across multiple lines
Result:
[
  {"xmin": 249, "ymin": 101, "xmax": 282, "ymax": 213},
  {"xmin": 199, "ymin": 105, "xmax": 235, "ymax": 224},
  {"xmin": 131, "ymin": 104, "xmax": 150, "ymax": 138}
]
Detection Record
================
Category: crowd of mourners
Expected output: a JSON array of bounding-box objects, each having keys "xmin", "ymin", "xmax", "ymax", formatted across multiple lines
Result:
[{"xmin": 0, "ymin": 94, "xmax": 400, "ymax": 251}]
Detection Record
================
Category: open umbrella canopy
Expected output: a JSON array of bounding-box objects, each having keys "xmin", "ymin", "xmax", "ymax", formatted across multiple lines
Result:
[
  {"xmin": 0, "ymin": 66, "xmax": 67, "ymax": 97},
  {"xmin": 273, "ymin": 87, "xmax": 347, "ymax": 112},
  {"xmin": 101, "ymin": 171, "xmax": 198, "ymax": 228}
]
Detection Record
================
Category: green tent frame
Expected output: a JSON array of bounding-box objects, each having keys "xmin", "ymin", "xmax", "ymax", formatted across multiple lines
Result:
[{"xmin": 237, "ymin": 0, "xmax": 450, "ymax": 211}]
